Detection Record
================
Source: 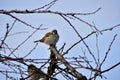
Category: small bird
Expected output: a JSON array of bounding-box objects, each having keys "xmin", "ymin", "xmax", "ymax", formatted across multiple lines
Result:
[
  {"xmin": 28, "ymin": 64, "xmax": 46, "ymax": 80},
  {"xmin": 34, "ymin": 29, "xmax": 59, "ymax": 47},
  {"xmin": 28, "ymin": 64, "xmax": 58, "ymax": 80}
]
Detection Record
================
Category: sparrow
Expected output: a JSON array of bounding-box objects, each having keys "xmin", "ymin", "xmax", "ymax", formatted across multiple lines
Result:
[
  {"xmin": 27, "ymin": 64, "xmax": 46, "ymax": 80},
  {"xmin": 34, "ymin": 29, "xmax": 59, "ymax": 46},
  {"xmin": 28, "ymin": 64, "xmax": 58, "ymax": 80}
]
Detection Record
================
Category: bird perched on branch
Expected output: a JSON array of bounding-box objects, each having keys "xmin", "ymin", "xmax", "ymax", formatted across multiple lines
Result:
[
  {"xmin": 28, "ymin": 64, "xmax": 46, "ymax": 80},
  {"xmin": 34, "ymin": 29, "xmax": 59, "ymax": 47}
]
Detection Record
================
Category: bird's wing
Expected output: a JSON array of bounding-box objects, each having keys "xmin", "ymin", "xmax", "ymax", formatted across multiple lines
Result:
[
  {"xmin": 40, "ymin": 32, "xmax": 53, "ymax": 42},
  {"xmin": 45, "ymin": 32, "xmax": 53, "ymax": 37}
]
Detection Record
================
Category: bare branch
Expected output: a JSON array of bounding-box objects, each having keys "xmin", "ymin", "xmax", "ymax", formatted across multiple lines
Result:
[
  {"xmin": 101, "ymin": 62, "xmax": 120, "ymax": 73},
  {"xmin": 73, "ymin": 16, "xmax": 101, "ymax": 33},
  {"xmin": 8, "ymin": 24, "xmax": 43, "ymax": 57},
  {"xmin": 0, "ymin": 7, "xmax": 101, "ymax": 16},
  {"xmin": 23, "ymin": 43, "xmax": 38, "ymax": 58},
  {"xmin": 101, "ymin": 24, "xmax": 120, "ymax": 32},
  {"xmin": 32, "ymin": 0, "xmax": 58, "ymax": 11},
  {"xmin": 0, "ymin": 20, "xmax": 16, "ymax": 48},
  {"xmin": 63, "ymin": 31, "xmax": 95, "ymax": 55},
  {"xmin": 60, "ymin": 14, "xmax": 98, "ymax": 66},
  {"xmin": 50, "ymin": 46, "xmax": 87, "ymax": 80},
  {"xmin": 99, "ymin": 34, "xmax": 117, "ymax": 69},
  {"xmin": 0, "ymin": 24, "xmax": 9, "ymax": 48},
  {"xmin": 5, "ymin": 13, "xmax": 39, "ymax": 29}
]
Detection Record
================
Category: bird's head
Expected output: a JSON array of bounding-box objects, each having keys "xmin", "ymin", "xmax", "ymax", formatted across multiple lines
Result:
[
  {"xmin": 28, "ymin": 64, "xmax": 36, "ymax": 70},
  {"xmin": 52, "ymin": 29, "xmax": 57, "ymax": 34}
]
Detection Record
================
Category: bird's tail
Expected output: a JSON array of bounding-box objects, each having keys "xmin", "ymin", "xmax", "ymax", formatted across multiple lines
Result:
[
  {"xmin": 34, "ymin": 39, "xmax": 43, "ymax": 43},
  {"xmin": 34, "ymin": 40, "xmax": 40, "ymax": 43}
]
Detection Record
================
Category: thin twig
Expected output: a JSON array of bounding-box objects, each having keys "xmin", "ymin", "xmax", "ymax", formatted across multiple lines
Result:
[
  {"xmin": 5, "ymin": 13, "xmax": 39, "ymax": 29},
  {"xmin": 63, "ymin": 31, "xmax": 95, "ymax": 55},
  {"xmin": 101, "ymin": 62, "xmax": 120, "ymax": 73},
  {"xmin": 23, "ymin": 43, "xmax": 38, "ymax": 58},
  {"xmin": 59, "ymin": 43, "xmax": 66, "ymax": 54},
  {"xmin": 0, "ymin": 24, "xmax": 9, "ymax": 48},
  {"xmin": 101, "ymin": 24, "xmax": 120, "ymax": 32},
  {"xmin": 73, "ymin": 15, "xmax": 100, "ymax": 33},
  {"xmin": 60, "ymin": 14, "xmax": 98, "ymax": 66},
  {"xmin": 32, "ymin": 0, "xmax": 58, "ymax": 11},
  {"xmin": 95, "ymin": 31, "xmax": 100, "ymax": 67},
  {"xmin": 99, "ymin": 34, "xmax": 117, "ymax": 69},
  {"xmin": 8, "ymin": 24, "xmax": 43, "ymax": 57},
  {"xmin": 0, "ymin": 31, "xmax": 29, "ymax": 39}
]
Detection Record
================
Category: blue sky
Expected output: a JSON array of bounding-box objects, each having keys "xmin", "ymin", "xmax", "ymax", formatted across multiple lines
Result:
[{"xmin": 0, "ymin": 0, "xmax": 120, "ymax": 80}]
